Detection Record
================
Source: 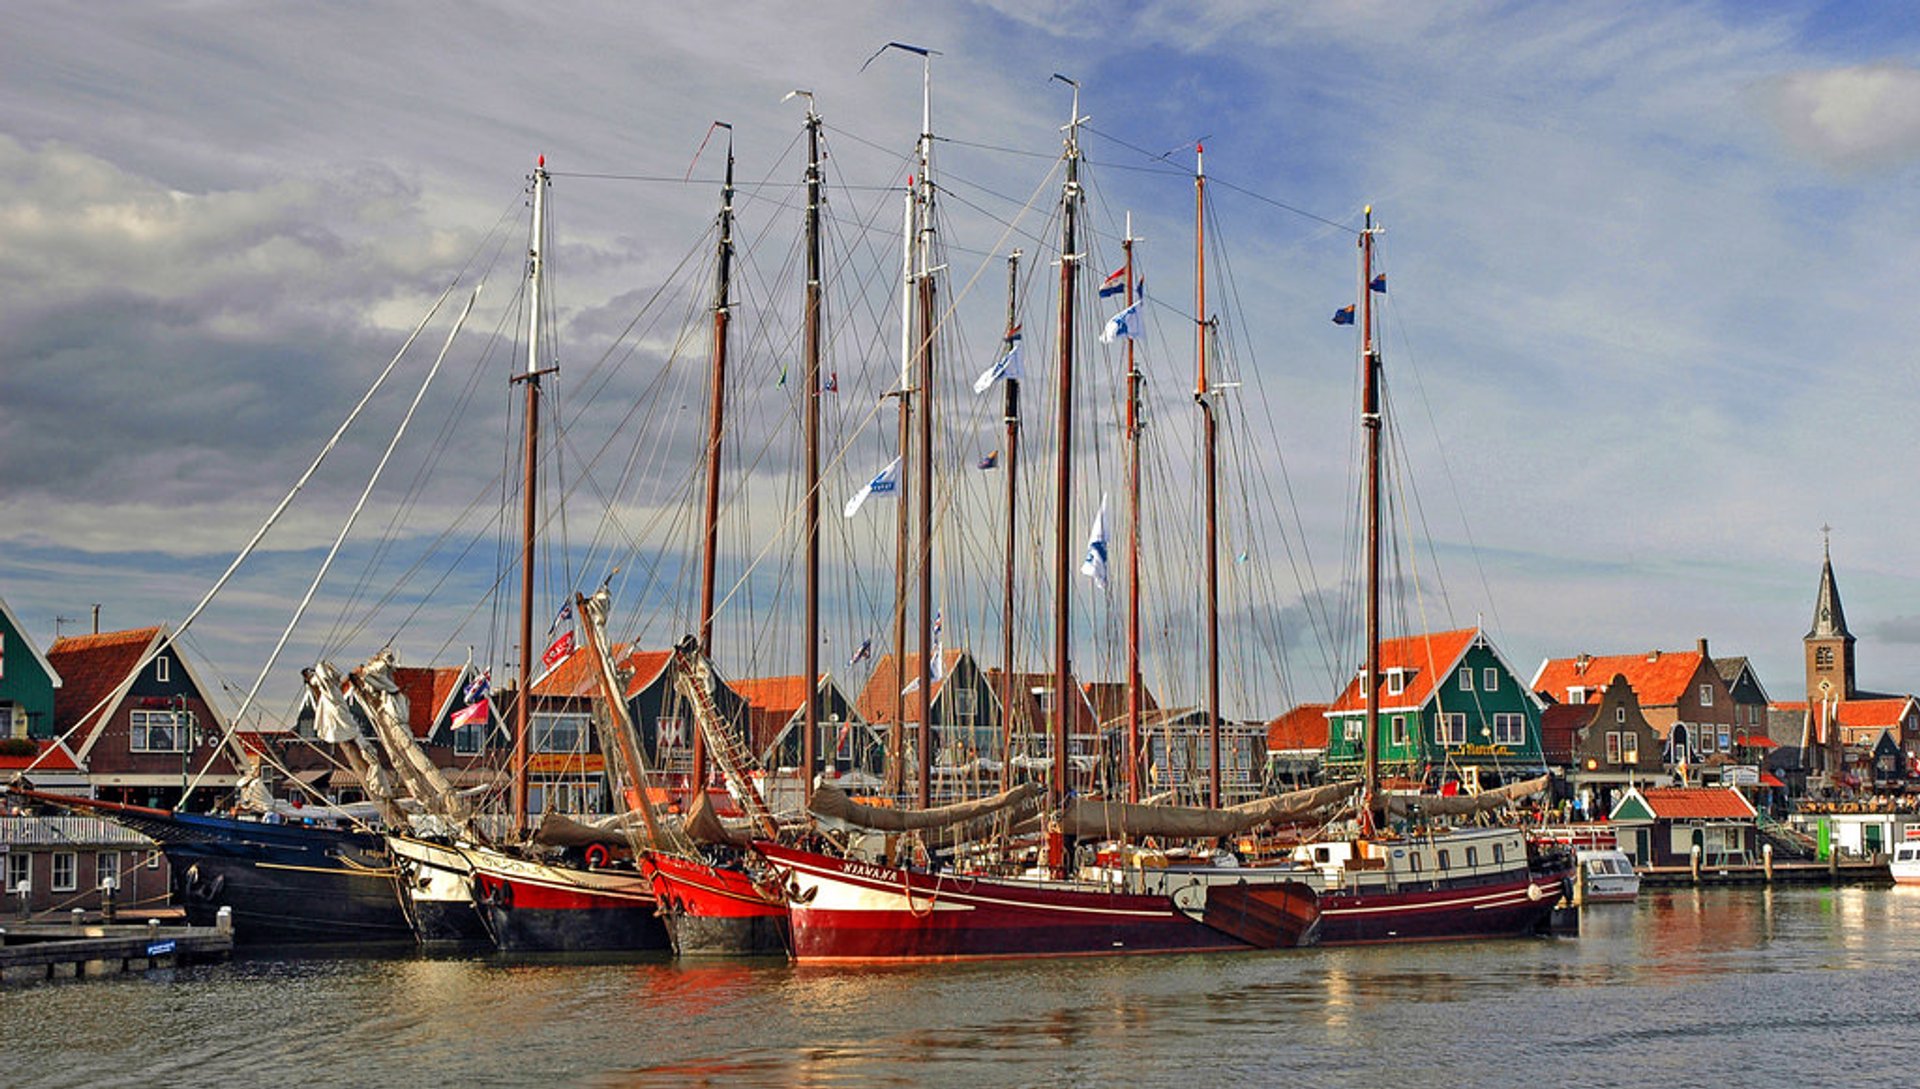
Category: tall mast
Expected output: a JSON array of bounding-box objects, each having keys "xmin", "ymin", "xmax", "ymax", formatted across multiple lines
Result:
[
  {"xmin": 1359, "ymin": 206, "xmax": 1383, "ymax": 836},
  {"xmin": 694, "ymin": 124, "xmax": 734, "ymax": 796},
  {"xmin": 802, "ymin": 99, "xmax": 825, "ymax": 810},
  {"xmin": 913, "ymin": 66, "xmax": 937, "ymax": 810},
  {"xmin": 511, "ymin": 156, "xmax": 550, "ymax": 841},
  {"xmin": 888, "ymin": 187, "xmax": 912, "ymax": 798},
  {"xmin": 998, "ymin": 250, "xmax": 1023, "ymax": 793},
  {"xmin": 1195, "ymin": 142, "xmax": 1221, "ymax": 808},
  {"xmin": 1123, "ymin": 217, "xmax": 1142, "ymax": 804},
  {"xmin": 1051, "ymin": 77, "xmax": 1084, "ymax": 806}
]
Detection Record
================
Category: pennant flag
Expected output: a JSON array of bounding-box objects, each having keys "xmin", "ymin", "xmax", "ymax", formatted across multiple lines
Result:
[
  {"xmin": 541, "ymin": 630, "xmax": 575, "ymax": 668},
  {"xmin": 1099, "ymin": 266, "xmax": 1127, "ymax": 297},
  {"xmin": 1101, "ymin": 300, "xmax": 1142, "ymax": 344},
  {"xmin": 835, "ymin": 718, "xmax": 854, "ymax": 758},
  {"xmin": 848, "ymin": 638, "xmax": 873, "ymax": 667},
  {"xmin": 977, "ymin": 449, "xmax": 999, "ymax": 470},
  {"xmin": 931, "ymin": 608, "xmax": 945, "ymax": 679},
  {"xmin": 1370, "ymin": 273, "xmax": 1387, "ymax": 294},
  {"xmin": 1080, "ymin": 494, "xmax": 1110, "ymax": 590},
  {"xmin": 842, "ymin": 456, "xmax": 903, "ymax": 518},
  {"xmin": 452, "ymin": 699, "xmax": 490, "ymax": 729},
  {"xmin": 462, "ymin": 668, "xmax": 492, "ymax": 706},
  {"xmin": 547, "ymin": 601, "xmax": 573, "ymax": 637},
  {"xmin": 1135, "ymin": 278, "xmax": 1146, "ymax": 299},
  {"xmin": 824, "ymin": 371, "xmax": 839, "ymax": 393},
  {"xmin": 777, "ymin": 361, "xmax": 789, "ymax": 386},
  {"xmin": 971, "ymin": 333, "xmax": 1025, "ymax": 394},
  {"xmin": 1332, "ymin": 305, "xmax": 1355, "ymax": 325}
]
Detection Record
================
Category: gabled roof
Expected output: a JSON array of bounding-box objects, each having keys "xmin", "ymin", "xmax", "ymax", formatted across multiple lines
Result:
[
  {"xmin": 531, "ymin": 644, "xmax": 672, "ymax": 701},
  {"xmin": 1808, "ymin": 544, "xmax": 1852, "ymax": 641},
  {"xmin": 1612, "ymin": 786, "xmax": 1757, "ymax": 822},
  {"xmin": 1532, "ymin": 647, "xmax": 1711, "ymax": 708},
  {"xmin": 0, "ymin": 739, "xmax": 80, "ymax": 772},
  {"xmin": 390, "ymin": 665, "xmax": 468, "ymax": 739},
  {"xmin": 983, "ymin": 668, "xmax": 1099, "ymax": 736},
  {"xmin": 1082, "ymin": 681, "xmax": 1159, "ymax": 727},
  {"xmin": 730, "ymin": 674, "xmax": 826, "ymax": 720},
  {"xmin": 1266, "ymin": 703, "xmax": 1330, "ymax": 753},
  {"xmin": 1832, "ymin": 697, "xmax": 1916, "ymax": 729},
  {"xmin": 0, "ymin": 596, "xmax": 62, "ymax": 688},
  {"xmin": 46, "ymin": 627, "xmax": 164, "ymax": 746},
  {"xmin": 854, "ymin": 650, "xmax": 971, "ymax": 727},
  {"xmin": 1327, "ymin": 628, "xmax": 1482, "ymax": 714},
  {"xmin": 1712, "ymin": 656, "xmax": 1771, "ymax": 703}
]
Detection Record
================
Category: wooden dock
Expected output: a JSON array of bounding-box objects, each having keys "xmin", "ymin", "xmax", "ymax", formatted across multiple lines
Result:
[
  {"xmin": 1638, "ymin": 858, "xmax": 1891, "ymax": 888},
  {"xmin": 0, "ymin": 913, "xmax": 233, "ymax": 988}
]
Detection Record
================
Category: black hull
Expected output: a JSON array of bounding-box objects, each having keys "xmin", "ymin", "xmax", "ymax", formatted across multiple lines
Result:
[
  {"xmin": 410, "ymin": 899, "xmax": 491, "ymax": 945},
  {"xmin": 481, "ymin": 902, "xmax": 671, "ymax": 953},
  {"xmin": 665, "ymin": 912, "xmax": 790, "ymax": 957}
]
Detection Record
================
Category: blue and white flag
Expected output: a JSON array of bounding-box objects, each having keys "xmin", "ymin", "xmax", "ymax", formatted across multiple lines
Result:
[
  {"xmin": 547, "ymin": 601, "xmax": 573, "ymax": 637},
  {"xmin": 1100, "ymin": 300, "xmax": 1142, "ymax": 344},
  {"xmin": 1370, "ymin": 273, "xmax": 1387, "ymax": 294},
  {"xmin": 462, "ymin": 668, "xmax": 492, "ymax": 706},
  {"xmin": 842, "ymin": 455, "xmax": 903, "ymax": 518},
  {"xmin": 931, "ymin": 608, "xmax": 945, "ymax": 680},
  {"xmin": 1080, "ymin": 494, "xmax": 1110, "ymax": 591},
  {"xmin": 848, "ymin": 638, "xmax": 873, "ymax": 667},
  {"xmin": 972, "ymin": 332, "xmax": 1024, "ymax": 394}
]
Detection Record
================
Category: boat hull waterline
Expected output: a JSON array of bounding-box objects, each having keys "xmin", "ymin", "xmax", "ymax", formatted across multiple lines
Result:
[
  {"xmin": 463, "ymin": 845, "xmax": 669, "ymax": 953},
  {"xmin": 640, "ymin": 851, "xmax": 789, "ymax": 956}
]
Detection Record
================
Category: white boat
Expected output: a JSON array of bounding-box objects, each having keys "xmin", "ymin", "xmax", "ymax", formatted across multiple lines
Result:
[
  {"xmin": 1890, "ymin": 840, "xmax": 1920, "ymax": 885},
  {"xmin": 1577, "ymin": 847, "xmax": 1641, "ymax": 903}
]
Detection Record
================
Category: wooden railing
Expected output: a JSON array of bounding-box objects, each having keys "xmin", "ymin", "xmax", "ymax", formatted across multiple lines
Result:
[{"xmin": 0, "ymin": 817, "xmax": 156, "ymax": 848}]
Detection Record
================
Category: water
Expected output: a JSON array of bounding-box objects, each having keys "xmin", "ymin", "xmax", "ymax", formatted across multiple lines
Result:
[{"xmin": 6, "ymin": 886, "xmax": 1918, "ymax": 1088}]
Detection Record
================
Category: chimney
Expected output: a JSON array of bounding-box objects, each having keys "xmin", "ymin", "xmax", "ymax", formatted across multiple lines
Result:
[
  {"xmin": 91, "ymin": 604, "xmax": 101, "ymax": 635},
  {"xmin": 1697, "ymin": 637, "xmax": 1709, "ymax": 660}
]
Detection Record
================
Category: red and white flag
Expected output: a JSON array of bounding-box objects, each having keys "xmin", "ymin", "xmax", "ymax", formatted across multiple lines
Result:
[
  {"xmin": 541, "ymin": 630, "xmax": 575, "ymax": 668},
  {"xmin": 451, "ymin": 699, "xmax": 489, "ymax": 728}
]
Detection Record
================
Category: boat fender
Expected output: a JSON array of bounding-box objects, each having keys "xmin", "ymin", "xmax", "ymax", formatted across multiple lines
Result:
[{"xmin": 585, "ymin": 844, "xmax": 612, "ymax": 869}]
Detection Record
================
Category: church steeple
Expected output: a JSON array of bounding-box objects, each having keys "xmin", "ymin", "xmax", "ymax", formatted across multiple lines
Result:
[{"xmin": 1805, "ymin": 526, "xmax": 1856, "ymax": 703}]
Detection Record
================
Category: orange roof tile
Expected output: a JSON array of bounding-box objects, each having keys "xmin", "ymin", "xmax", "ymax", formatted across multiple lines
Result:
[
  {"xmin": 730, "ymin": 675, "xmax": 820, "ymax": 718},
  {"xmin": 532, "ymin": 644, "xmax": 672, "ymax": 701},
  {"xmin": 46, "ymin": 627, "xmax": 162, "ymax": 743},
  {"xmin": 0, "ymin": 740, "xmax": 80, "ymax": 772},
  {"xmin": 1637, "ymin": 787, "xmax": 1757, "ymax": 820},
  {"xmin": 391, "ymin": 666, "xmax": 467, "ymax": 738},
  {"xmin": 1265, "ymin": 703, "xmax": 1330, "ymax": 752},
  {"xmin": 1832, "ymin": 698, "xmax": 1914, "ymax": 729},
  {"xmin": 1533, "ymin": 649, "xmax": 1707, "ymax": 707},
  {"xmin": 854, "ymin": 650, "xmax": 969, "ymax": 727},
  {"xmin": 1327, "ymin": 628, "xmax": 1480, "ymax": 713}
]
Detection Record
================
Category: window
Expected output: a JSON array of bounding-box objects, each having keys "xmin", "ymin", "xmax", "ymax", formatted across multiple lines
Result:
[
  {"xmin": 146, "ymin": 850, "xmax": 161, "ymax": 870},
  {"xmin": 155, "ymin": 656, "xmax": 171, "ymax": 682},
  {"xmin": 52, "ymin": 851, "xmax": 76, "ymax": 892},
  {"xmin": 1390, "ymin": 715, "xmax": 1408, "ymax": 746},
  {"xmin": 6, "ymin": 852, "xmax": 28, "ymax": 894},
  {"xmin": 1483, "ymin": 668, "xmax": 1499, "ymax": 692},
  {"xmin": 1700, "ymin": 685, "xmax": 1713, "ymax": 706},
  {"xmin": 1033, "ymin": 687, "xmax": 1053, "ymax": 713},
  {"xmin": 1492, "ymin": 713, "xmax": 1525, "ymax": 746},
  {"xmin": 1567, "ymin": 686, "xmax": 1586, "ymax": 704},
  {"xmin": 1459, "ymin": 668, "xmax": 1474, "ymax": 692},
  {"xmin": 1386, "ymin": 669, "xmax": 1406, "ymax": 696},
  {"xmin": 1718, "ymin": 728, "xmax": 1731, "ymax": 751},
  {"xmin": 1616, "ymin": 707, "xmax": 1626, "ymax": 724},
  {"xmin": 1606, "ymin": 731, "xmax": 1622, "ymax": 763},
  {"xmin": 654, "ymin": 716, "xmax": 686, "ymax": 751},
  {"xmin": 950, "ymin": 686, "xmax": 977, "ymax": 721},
  {"xmin": 98, "ymin": 852, "xmax": 120, "ymax": 892},
  {"xmin": 1622, "ymin": 732, "xmax": 1639, "ymax": 765},
  {"xmin": 1437, "ymin": 849, "xmax": 1451, "ymax": 870},
  {"xmin": 1437, "ymin": 713, "xmax": 1466, "ymax": 746},
  {"xmin": 1465, "ymin": 846, "xmax": 1479, "ymax": 868},
  {"xmin": 1344, "ymin": 718, "xmax": 1361, "ymax": 742},
  {"xmin": 531, "ymin": 713, "xmax": 589, "ymax": 754},
  {"xmin": 1817, "ymin": 647, "xmax": 1834, "ymax": 668},
  {"xmin": 1492, "ymin": 843, "xmax": 1505, "ymax": 865},
  {"xmin": 130, "ymin": 710, "xmax": 190, "ymax": 753},
  {"xmin": 454, "ymin": 720, "xmax": 484, "ymax": 755},
  {"xmin": 1408, "ymin": 852, "xmax": 1422, "ymax": 873}
]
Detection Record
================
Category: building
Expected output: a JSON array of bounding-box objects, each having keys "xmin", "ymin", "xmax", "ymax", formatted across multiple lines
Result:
[
  {"xmin": 0, "ymin": 596, "xmax": 62, "ymax": 741},
  {"xmin": 1532, "ymin": 639, "xmax": 1738, "ymax": 771},
  {"xmin": 1713, "ymin": 656, "xmax": 1775, "ymax": 744},
  {"xmin": 1113, "ymin": 707, "xmax": 1264, "ymax": 804},
  {"xmin": 1608, "ymin": 786, "xmax": 1758, "ymax": 867},
  {"xmin": 0, "ymin": 809, "xmax": 170, "ymax": 919},
  {"xmin": 730, "ymin": 672, "xmax": 881, "ymax": 778},
  {"xmin": 1324, "ymin": 627, "xmax": 1548, "ymax": 789},
  {"xmin": 1797, "ymin": 539, "xmax": 1920, "ymax": 786},
  {"xmin": 1539, "ymin": 675, "xmax": 1670, "ymax": 818},
  {"xmin": 1264, "ymin": 703, "xmax": 1329, "ymax": 789}
]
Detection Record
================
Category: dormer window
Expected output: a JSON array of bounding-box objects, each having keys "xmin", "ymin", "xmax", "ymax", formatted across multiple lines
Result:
[
  {"xmin": 1386, "ymin": 668, "xmax": 1407, "ymax": 696},
  {"xmin": 155, "ymin": 656, "xmax": 171, "ymax": 683},
  {"xmin": 1700, "ymin": 685, "xmax": 1713, "ymax": 706},
  {"xmin": 1567, "ymin": 686, "xmax": 1586, "ymax": 704}
]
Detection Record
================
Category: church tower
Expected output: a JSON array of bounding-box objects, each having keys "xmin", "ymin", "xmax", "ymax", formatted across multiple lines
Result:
[{"xmin": 1805, "ymin": 532, "xmax": 1856, "ymax": 704}]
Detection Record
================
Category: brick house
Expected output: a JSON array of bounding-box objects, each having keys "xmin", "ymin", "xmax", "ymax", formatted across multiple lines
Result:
[{"xmin": 1532, "ymin": 639, "xmax": 1739, "ymax": 771}]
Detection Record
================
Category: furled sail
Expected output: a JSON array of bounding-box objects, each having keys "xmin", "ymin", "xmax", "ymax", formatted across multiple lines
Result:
[
  {"xmin": 1381, "ymin": 774, "xmax": 1551, "ymax": 819},
  {"xmin": 808, "ymin": 780, "xmax": 1044, "ymax": 832},
  {"xmin": 1059, "ymin": 781, "xmax": 1356, "ymax": 838}
]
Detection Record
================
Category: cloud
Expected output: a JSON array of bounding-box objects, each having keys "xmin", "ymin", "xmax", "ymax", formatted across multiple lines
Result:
[{"xmin": 1767, "ymin": 62, "xmax": 1920, "ymax": 171}]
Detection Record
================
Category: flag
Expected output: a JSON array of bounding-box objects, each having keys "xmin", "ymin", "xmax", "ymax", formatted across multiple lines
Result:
[
  {"xmin": 978, "ymin": 450, "xmax": 998, "ymax": 470},
  {"xmin": 835, "ymin": 719, "xmax": 853, "ymax": 759},
  {"xmin": 1098, "ymin": 267, "xmax": 1127, "ymax": 297},
  {"xmin": 842, "ymin": 456, "xmax": 903, "ymax": 518},
  {"xmin": 1370, "ymin": 273, "xmax": 1386, "ymax": 294},
  {"xmin": 1080, "ymin": 494, "xmax": 1110, "ymax": 590},
  {"xmin": 971, "ymin": 332, "xmax": 1024, "ymax": 394},
  {"xmin": 541, "ymin": 630, "xmax": 575, "ymax": 668},
  {"xmin": 931, "ymin": 609, "xmax": 944, "ymax": 679},
  {"xmin": 462, "ymin": 668, "xmax": 492, "ymax": 706},
  {"xmin": 547, "ymin": 601, "xmax": 573, "ymax": 637},
  {"xmin": 1332, "ymin": 305, "xmax": 1355, "ymax": 325},
  {"xmin": 1100, "ymin": 300, "xmax": 1142, "ymax": 344},
  {"xmin": 1135, "ymin": 278, "xmax": 1146, "ymax": 299},
  {"xmin": 848, "ymin": 638, "xmax": 872, "ymax": 667},
  {"xmin": 451, "ymin": 699, "xmax": 489, "ymax": 729},
  {"xmin": 824, "ymin": 371, "xmax": 838, "ymax": 393},
  {"xmin": 777, "ymin": 361, "xmax": 789, "ymax": 386}
]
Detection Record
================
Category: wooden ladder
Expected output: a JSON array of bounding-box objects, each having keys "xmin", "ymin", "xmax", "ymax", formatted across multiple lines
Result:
[{"xmin": 670, "ymin": 646, "xmax": 781, "ymax": 839}]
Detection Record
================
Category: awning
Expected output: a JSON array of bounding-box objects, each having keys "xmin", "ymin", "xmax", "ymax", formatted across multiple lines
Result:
[
  {"xmin": 1758, "ymin": 773, "xmax": 1787, "ymax": 788},
  {"xmin": 1738, "ymin": 735, "xmax": 1781, "ymax": 749}
]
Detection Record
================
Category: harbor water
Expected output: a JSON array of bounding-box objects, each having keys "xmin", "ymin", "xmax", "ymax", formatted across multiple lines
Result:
[{"xmin": 5, "ymin": 885, "xmax": 1919, "ymax": 1088}]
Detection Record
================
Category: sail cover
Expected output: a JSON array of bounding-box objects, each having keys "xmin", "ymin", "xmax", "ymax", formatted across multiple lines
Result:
[
  {"xmin": 808, "ymin": 781, "xmax": 1044, "ymax": 831},
  {"xmin": 1381, "ymin": 774, "xmax": 1551, "ymax": 818},
  {"xmin": 1059, "ymin": 781, "xmax": 1356, "ymax": 839}
]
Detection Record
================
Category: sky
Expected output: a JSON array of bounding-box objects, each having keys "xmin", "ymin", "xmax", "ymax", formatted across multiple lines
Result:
[{"xmin": 7, "ymin": 1, "xmax": 1920, "ymax": 728}]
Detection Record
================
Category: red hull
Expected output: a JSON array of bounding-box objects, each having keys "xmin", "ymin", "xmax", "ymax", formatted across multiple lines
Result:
[
  {"xmin": 640, "ymin": 852, "xmax": 789, "ymax": 956},
  {"xmin": 1314, "ymin": 870, "xmax": 1567, "ymax": 945},
  {"xmin": 464, "ymin": 847, "xmax": 668, "ymax": 953},
  {"xmin": 758, "ymin": 842, "xmax": 1319, "ymax": 963}
]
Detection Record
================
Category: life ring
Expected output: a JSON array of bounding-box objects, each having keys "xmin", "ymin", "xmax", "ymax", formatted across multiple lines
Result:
[{"xmin": 585, "ymin": 844, "xmax": 612, "ymax": 869}]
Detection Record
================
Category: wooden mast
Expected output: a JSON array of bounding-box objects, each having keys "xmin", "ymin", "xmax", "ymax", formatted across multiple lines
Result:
[
  {"xmin": 510, "ymin": 156, "xmax": 550, "ymax": 841},
  {"xmin": 1359, "ymin": 206, "xmax": 1383, "ymax": 837},
  {"xmin": 1051, "ymin": 78, "xmax": 1083, "ymax": 807},
  {"xmin": 1123, "ymin": 218, "xmax": 1142, "ymax": 804},
  {"xmin": 888, "ymin": 186, "xmax": 912, "ymax": 798},
  {"xmin": 1195, "ymin": 142, "xmax": 1221, "ymax": 808},
  {"xmin": 998, "ymin": 250, "xmax": 1022, "ymax": 793},
  {"xmin": 802, "ymin": 102, "xmax": 825, "ymax": 810},
  {"xmin": 693, "ymin": 125, "xmax": 734, "ymax": 798}
]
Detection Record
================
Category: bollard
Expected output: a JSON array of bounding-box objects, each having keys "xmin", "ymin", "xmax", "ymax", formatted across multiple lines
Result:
[
  {"xmin": 71, "ymin": 907, "xmax": 84, "ymax": 927},
  {"xmin": 1763, "ymin": 842, "xmax": 1774, "ymax": 883},
  {"xmin": 216, "ymin": 905, "xmax": 233, "ymax": 936},
  {"xmin": 1690, "ymin": 844, "xmax": 1702, "ymax": 884},
  {"xmin": 1572, "ymin": 860, "xmax": 1586, "ymax": 907},
  {"xmin": 147, "ymin": 918, "xmax": 160, "ymax": 941}
]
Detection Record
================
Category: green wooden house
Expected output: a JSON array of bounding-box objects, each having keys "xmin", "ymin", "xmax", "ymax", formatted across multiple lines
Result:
[
  {"xmin": 0, "ymin": 595, "xmax": 62, "ymax": 741},
  {"xmin": 1323, "ymin": 626, "xmax": 1547, "ymax": 788}
]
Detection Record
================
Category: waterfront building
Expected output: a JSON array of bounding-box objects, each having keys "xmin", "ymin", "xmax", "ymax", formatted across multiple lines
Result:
[
  {"xmin": 0, "ymin": 595, "xmax": 61, "ymax": 741},
  {"xmin": 731, "ymin": 672, "xmax": 882, "ymax": 778},
  {"xmin": 1263, "ymin": 702, "xmax": 1329, "ymax": 789},
  {"xmin": 1539, "ymin": 674, "xmax": 1671, "ymax": 818},
  {"xmin": 1323, "ymin": 627, "xmax": 1548, "ymax": 789},
  {"xmin": 1608, "ymin": 785, "xmax": 1758, "ymax": 867},
  {"xmin": 1795, "ymin": 540, "xmax": 1920, "ymax": 787},
  {"xmin": 1532, "ymin": 638, "xmax": 1739, "ymax": 772},
  {"xmin": 0, "ymin": 810, "xmax": 170, "ymax": 919},
  {"xmin": 1713, "ymin": 655, "xmax": 1775, "ymax": 744}
]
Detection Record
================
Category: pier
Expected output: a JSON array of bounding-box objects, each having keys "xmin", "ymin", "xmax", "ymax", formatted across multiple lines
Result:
[
  {"xmin": 0, "ymin": 910, "xmax": 233, "ymax": 988},
  {"xmin": 1637, "ymin": 858, "xmax": 1891, "ymax": 888}
]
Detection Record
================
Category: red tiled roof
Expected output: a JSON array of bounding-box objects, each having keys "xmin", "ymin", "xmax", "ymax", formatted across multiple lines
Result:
[
  {"xmin": 0, "ymin": 740, "xmax": 80, "ymax": 772},
  {"xmin": 1533, "ymin": 649, "xmax": 1706, "ymax": 707},
  {"xmin": 730, "ymin": 674, "xmax": 815, "ymax": 719},
  {"xmin": 1328, "ymin": 628, "xmax": 1480, "ymax": 713},
  {"xmin": 532, "ymin": 644, "xmax": 672, "ymax": 701},
  {"xmin": 1265, "ymin": 703, "xmax": 1330, "ymax": 753},
  {"xmin": 1083, "ymin": 681, "xmax": 1160, "ymax": 726},
  {"xmin": 46, "ymin": 627, "xmax": 162, "ymax": 743},
  {"xmin": 854, "ymin": 650, "xmax": 969, "ymax": 727},
  {"xmin": 1833, "ymin": 698, "xmax": 1914, "ymax": 729},
  {"xmin": 391, "ymin": 666, "xmax": 466, "ymax": 738},
  {"xmin": 1637, "ymin": 787, "xmax": 1757, "ymax": 820}
]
